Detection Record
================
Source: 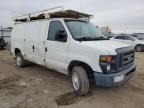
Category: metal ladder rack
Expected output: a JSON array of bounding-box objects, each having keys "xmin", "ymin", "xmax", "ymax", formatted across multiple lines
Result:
[
  {"xmin": 13, "ymin": 6, "xmax": 93, "ymax": 23},
  {"xmin": 13, "ymin": 6, "xmax": 64, "ymax": 22}
]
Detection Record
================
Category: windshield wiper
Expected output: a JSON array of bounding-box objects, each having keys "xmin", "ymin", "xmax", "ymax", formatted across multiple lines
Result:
[
  {"xmin": 94, "ymin": 36, "xmax": 109, "ymax": 40},
  {"xmin": 76, "ymin": 37, "xmax": 94, "ymax": 41},
  {"xmin": 76, "ymin": 36, "xmax": 108, "ymax": 41}
]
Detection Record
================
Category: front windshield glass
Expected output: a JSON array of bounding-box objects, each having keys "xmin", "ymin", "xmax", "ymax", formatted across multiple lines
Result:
[
  {"xmin": 137, "ymin": 37, "xmax": 144, "ymax": 40},
  {"xmin": 65, "ymin": 20, "xmax": 104, "ymax": 40},
  {"xmin": 131, "ymin": 35, "xmax": 144, "ymax": 40}
]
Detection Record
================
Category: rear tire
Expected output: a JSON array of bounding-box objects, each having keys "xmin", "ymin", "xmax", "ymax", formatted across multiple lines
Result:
[
  {"xmin": 16, "ymin": 53, "xmax": 26, "ymax": 68},
  {"xmin": 135, "ymin": 45, "xmax": 144, "ymax": 52},
  {"xmin": 71, "ymin": 66, "xmax": 89, "ymax": 96}
]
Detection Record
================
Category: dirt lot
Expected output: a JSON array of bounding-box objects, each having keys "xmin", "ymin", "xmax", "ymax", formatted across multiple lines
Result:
[{"xmin": 0, "ymin": 50, "xmax": 144, "ymax": 108}]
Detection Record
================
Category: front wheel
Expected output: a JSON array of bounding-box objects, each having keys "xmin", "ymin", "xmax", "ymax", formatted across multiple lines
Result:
[
  {"xmin": 135, "ymin": 45, "xmax": 144, "ymax": 52},
  {"xmin": 71, "ymin": 66, "xmax": 90, "ymax": 96}
]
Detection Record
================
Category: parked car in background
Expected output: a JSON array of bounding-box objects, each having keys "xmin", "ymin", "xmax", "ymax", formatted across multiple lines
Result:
[
  {"xmin": 131, "ymin": 34, "xmax": 144, "ymax": 40},
  {"xmin": 0, "ymin": 37, "xmax": 6, "ymax": 49},
  {"xmin": 111, "ymin": 35, "xmax": 144, "ymax": 52}
]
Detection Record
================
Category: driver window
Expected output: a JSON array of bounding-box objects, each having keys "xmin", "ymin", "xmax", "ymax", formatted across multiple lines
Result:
[
  {"xmin": 115, "ymin": 36, "xmax": 124, "ymax": 40},
  {"xmin": 48, "ymin": 21, "xmax": 67, "ymax": 41}
]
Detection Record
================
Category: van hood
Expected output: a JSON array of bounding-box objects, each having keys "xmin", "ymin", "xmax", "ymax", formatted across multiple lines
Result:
[{"xmin": 81, "ymin": 40, "xmax": 132, "ymax": 55}]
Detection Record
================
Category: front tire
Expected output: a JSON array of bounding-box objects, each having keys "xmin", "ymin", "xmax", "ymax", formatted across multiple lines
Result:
[
  {"xmin": 16, "ymin": 53, "xmax": 26, "ymax": 68},
  {"xmin": 71, "ymin": 66, "xmax": 89, "ymax": 96},
  {"xmin": 135, "ymin": 45, "xmax": 144, "ymax": 52}
]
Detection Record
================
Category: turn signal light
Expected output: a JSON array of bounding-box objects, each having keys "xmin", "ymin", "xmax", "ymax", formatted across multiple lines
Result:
[{"xmin": 100, "ymin": 56, "xmax": 112, "ymax": 62}]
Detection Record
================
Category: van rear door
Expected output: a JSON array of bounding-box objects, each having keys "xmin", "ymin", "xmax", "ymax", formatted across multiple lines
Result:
[{"xmin": 24, "ymin": 21, "xmax": 45, "ymax": 65}]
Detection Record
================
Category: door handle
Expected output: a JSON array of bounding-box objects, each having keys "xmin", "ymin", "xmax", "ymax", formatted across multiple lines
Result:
[
  {"xmin": 45, "ymin": 47, "xmax": 47, "ymax": 52},
  {"xmin": 32, "ymin": 45, "xmax": 35, "ymax": 52}
]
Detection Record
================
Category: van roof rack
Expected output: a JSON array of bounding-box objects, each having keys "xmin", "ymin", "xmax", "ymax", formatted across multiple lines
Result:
[{"xmin": 13, "ymin": 6, "xmax": 93, "ymax": 23}]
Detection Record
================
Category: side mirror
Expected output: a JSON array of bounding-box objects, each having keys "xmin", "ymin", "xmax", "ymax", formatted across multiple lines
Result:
[{"xmin": 55, "ymin": 30, "xmax": 67, "ymax": 42}]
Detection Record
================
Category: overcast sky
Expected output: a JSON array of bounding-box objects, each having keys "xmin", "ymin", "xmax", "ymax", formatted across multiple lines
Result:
[{"xmin": 0, "ymin": 0, "xmax": 144, "ymax": 33}]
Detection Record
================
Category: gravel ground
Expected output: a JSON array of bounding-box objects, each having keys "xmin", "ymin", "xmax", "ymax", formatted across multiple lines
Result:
[{"xmin": 0, "ymin": 50, "xmax": 144, "ymax": 108}]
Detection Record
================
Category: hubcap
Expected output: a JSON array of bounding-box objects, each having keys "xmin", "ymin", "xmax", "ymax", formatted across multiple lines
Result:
[
  {"xmin": 17, "ymin": 56, "xmax": 21, "ymax": 66},
  {"xmin": 72, "ymin": 72, "xmax": 79, "ymax": 91},
  {"xmin": 136, "ymin": 46, "xmax": 141, "ymax": 52}
]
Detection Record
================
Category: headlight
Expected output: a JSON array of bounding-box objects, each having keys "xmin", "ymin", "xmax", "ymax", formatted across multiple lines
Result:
[
  {"xmin": 100, "ymin": 56, "xmax": 112, "ymax": 62},
  {"xmin": 100, "ymin": 55, "xmax": 116, "ymax": 73}
]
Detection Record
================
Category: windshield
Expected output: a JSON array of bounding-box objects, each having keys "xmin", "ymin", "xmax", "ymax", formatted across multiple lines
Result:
[
  {"xmin": 138, "ymin": 38, "xmax": 144, "ymax": 40},
  {"xmin": 137, "ymin": 37, "xmax": 144, "ymax": 40},
  {"xmin": 131, "ymin": 35, "xmax": 144, "ymax": 40},
  {"xmin": 65, "ymin": 20, "xmax": 104, "ymax": 41}
]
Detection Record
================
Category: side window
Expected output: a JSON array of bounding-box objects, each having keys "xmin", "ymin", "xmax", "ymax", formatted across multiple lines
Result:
[
  {"xmin": 125, "ymin": 36, "xmax": 135, "ymax": 41},
  {"xmin": 48, "ymin": 21, "xmax": 67, "ymax": 41},
  {"xmin": 115, "ymin": 36, "xmax": 120, "ymax": 39},
  {"xmin": 122, "ymin": 36, "xmax": 127, "ymax": 40},
  {"xmin": 124, "ymin": 36, "xmax": 129, "ymax": 40},
  {"xmin": 115, "ymin": 36, "xmax": 124, "ymax": 39}
]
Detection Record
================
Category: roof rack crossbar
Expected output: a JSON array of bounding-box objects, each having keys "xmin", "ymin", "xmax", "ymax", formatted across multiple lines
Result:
[{"xmin": 13, "ymin": 6, "xmax": 64, "ymax": 21}]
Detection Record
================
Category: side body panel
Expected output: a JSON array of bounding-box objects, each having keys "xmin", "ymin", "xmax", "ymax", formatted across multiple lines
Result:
[
  {"xmin": 11, "ymin": 20, "xmax": 48, "ymax": 65},
  {"xmin": 11, "ymin": 24, "xmax": 26, "ymax": 56}
]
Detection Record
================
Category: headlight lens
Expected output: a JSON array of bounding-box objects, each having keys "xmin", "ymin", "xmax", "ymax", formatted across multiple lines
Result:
[{"xmin": 100, "ymin": 55, "xmax": 116, "ymax": 73}]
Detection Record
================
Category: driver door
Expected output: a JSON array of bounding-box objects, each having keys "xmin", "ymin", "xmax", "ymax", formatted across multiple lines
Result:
[{"xmin": 44, "ymin": 20, "xmax": 68, "ymax": 74}]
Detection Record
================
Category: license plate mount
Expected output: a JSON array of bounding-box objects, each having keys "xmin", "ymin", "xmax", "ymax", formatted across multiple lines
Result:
[{"xmin": 114, "ymin": 75, "xmax": 124, "ymax": 82}]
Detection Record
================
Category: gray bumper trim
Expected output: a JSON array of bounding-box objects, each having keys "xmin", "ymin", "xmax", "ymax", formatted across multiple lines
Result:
[{"xmin": 94, "ymin": 64, "xmax": 136, "ymax": 86}]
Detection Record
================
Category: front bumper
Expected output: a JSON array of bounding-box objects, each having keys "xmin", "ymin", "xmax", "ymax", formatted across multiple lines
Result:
[{"xmin": 94, "ymin": 64, "xmax": 136, "ymax": 86}]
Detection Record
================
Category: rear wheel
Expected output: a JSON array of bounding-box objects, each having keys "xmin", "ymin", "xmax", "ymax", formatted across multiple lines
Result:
[
  {"xmin": 71, "ymin": 66, "xmax": 89, "ymax": 96},
  {"xmin": 16, "ymin": 53, "xmax": 26, "ymax": 68},
  {"xmin": 135, "ymin": 45, "xmax": 144, "ymax": 52}
]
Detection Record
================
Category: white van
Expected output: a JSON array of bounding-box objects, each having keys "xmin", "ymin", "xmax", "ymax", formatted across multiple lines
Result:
[{"xmin": 11, "ymin": 8, "xmax": 136, "ymax": 95}]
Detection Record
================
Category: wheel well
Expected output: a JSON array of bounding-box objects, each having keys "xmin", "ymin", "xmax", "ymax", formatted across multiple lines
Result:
[
  {"xmin": 135, "ymin": 44, "xmax": 143, "ymax": 48},
  {"xmin": 68, "ymin": 61, "xmax": 94, "ymax": 80},
  {"xmin": 15, "ymin": 48, "xmax": 21, "ymax": 55}
]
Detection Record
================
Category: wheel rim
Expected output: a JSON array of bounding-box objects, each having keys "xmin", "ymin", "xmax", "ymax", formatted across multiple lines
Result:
[
  {"xmin": 136, "ymin": 46, "xmax": 141, "ymax": 52},
  {"xmin": 72, "ymin": 72, "xmax": 80, "ymax": 91},
  {"xmin": 17, "ymin": 56, "xmax": 21, "ymax": 66}
]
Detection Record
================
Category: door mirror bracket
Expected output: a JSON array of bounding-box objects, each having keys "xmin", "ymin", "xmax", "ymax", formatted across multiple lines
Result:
[{"xmin": 55, "ymin": 30, "xmax": 67, "ymax": 42}]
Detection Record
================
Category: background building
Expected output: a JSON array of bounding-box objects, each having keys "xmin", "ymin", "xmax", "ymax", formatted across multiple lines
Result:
[
  {"xmin": 0, "ymin": 26, "xmax": 12, "ymax": 50},
  {"xmin": 0, "ymin": 26, "xmax": 12, "ymax": 43}
]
